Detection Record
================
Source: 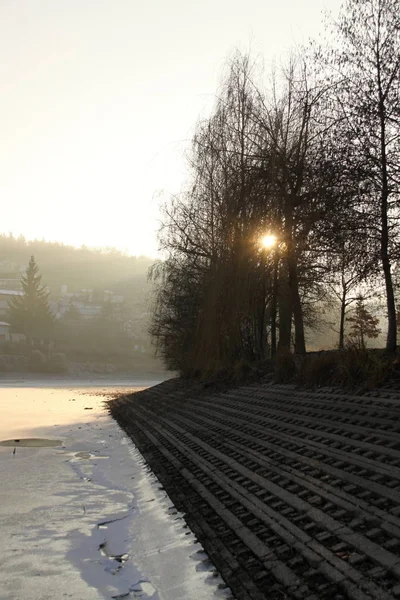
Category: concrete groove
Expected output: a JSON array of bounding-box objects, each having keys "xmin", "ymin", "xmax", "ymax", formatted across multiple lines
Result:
[
  {"xmin": 169, "ymin": 401, "xmax": 400, "ymax": 499},
  {"xmin": 169, "ymin": 400, "xmax": 400, "ymax": 504},
  {"xmin": 137, "ymin": 405, "xmax": 400, "ymax": 593},
  {"xmin": 109, "ymin": 379, "xmax": 400, "ymax": 599}
]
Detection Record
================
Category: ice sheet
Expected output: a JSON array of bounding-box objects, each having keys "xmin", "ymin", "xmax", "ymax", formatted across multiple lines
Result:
[{"xmin": 0, "ymin": 385, "xmax": 232, "ymax": 600}]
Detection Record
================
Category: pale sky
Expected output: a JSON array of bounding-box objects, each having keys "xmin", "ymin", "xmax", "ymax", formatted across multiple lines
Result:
[{"xmin": 0, "ymin": 0, "xmax": 341, "ymax": 257}]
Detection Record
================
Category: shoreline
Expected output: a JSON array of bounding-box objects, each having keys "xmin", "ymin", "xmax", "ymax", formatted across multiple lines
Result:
[{"xmin": 0, "ymin": 371, "xmax": 170, "ymax": 388}]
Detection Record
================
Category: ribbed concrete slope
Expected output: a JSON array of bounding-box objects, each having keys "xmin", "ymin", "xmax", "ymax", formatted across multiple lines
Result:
[{"xmin": 109, "ymin": 379, "xmax": 400, "ymax": 600}]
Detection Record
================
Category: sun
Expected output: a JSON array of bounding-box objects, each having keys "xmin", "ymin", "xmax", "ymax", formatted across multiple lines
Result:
[{"xmin": 260, "ymin": 234, "xmax": 277, "ymax": 249}]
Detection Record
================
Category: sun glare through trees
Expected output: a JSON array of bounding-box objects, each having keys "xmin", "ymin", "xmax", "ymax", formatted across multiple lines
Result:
[
  {"xmin": 260, "ymin": 235, "xmax": 277, "ymax": 250},
  {"xmin": 149, "ymin": 0, "xmax": 400, "ymax": 376}
]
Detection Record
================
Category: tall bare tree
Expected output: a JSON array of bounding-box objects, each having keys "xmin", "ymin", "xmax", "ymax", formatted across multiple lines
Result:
[{"xmin": 327, "ymin": 0, "xmax": 400, "ymax": 351}]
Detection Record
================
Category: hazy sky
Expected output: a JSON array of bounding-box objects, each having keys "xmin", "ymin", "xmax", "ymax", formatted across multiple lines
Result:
[{"xmin": 0, "ymin": 0, "xmax": 341, "ymax": 257}]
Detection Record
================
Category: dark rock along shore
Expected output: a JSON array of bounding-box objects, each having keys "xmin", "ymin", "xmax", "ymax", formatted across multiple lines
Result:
[{"xmin": 109, "ymin": 378, "xmax": 400, "ymax": 600}]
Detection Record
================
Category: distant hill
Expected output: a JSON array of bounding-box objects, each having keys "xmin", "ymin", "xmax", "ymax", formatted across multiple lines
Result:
[
  {"xmin": 0, "ymin": 234, "xmax": 167, "ymax": 374},
  {"xmin": 0, "ymin": 234, "xmax": 154, "ymax": 296}
]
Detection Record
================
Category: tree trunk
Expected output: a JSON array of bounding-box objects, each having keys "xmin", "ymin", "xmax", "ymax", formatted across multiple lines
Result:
[
  {"xmin": 257, "ymin": 293, "xmax": 267, "ymax": 360},
  {"xmin": 339, "ymin": 291, "xmax": 346, "ymax": 350},
  {"xmin": 286, "ymin": 249, "xmax": 306, "ymax": 355},
  {"xmin": 283, "ymin": 190, "xmax": 306, "ymax": 355},
  {"xmin": 380, "ymin": 151, "xmax": 396, "ymax": 352},
  {"xmin": 378, "ymin": 70, "xmax": 397, "ymax": 352},
  {"xmin": 277, "ymin": 271, "xmax": 292, "ymax": 353},
  {"xmin": 381, "ymin": 239, "xmax": 397, "ymax": 352},
  {"xmin": 270, "ymin": 253, "xmax": 278, "ymax": 358}
]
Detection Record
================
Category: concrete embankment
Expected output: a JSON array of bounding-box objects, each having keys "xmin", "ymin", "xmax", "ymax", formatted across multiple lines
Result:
[{"xmin": 109, "ymin": 378, "xmax": 400, "ymax": 600}]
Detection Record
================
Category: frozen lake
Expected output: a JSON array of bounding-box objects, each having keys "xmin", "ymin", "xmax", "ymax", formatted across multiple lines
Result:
[{"xmin": 0, "ymin": 379, "xmax": 232, "ymax": 600}]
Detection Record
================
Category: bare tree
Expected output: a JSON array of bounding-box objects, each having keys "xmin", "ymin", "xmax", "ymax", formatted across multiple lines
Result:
[
  {"xmin": 150, "ymin": 55, "xmax": 277, "ymax": 373},
  {"xmin": 254, "ymin": 59, "xmax": 339, "ymax": 354},
  {"xmin": 326, "ymin": 0, "xmax": 400, "ymax": 351},
  {"xmin": 326, "ymin": 237, "xmax": 379, "ymax": 349}
]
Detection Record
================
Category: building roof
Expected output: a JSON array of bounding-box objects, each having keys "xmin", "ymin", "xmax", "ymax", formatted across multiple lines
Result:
[
  {"xmin": 0, "ymin": 289, "xmax": 23, "ymax": 296},
  {"xmin": 0, "ymin": 321, "xmax": 10, "ymax": 327}
]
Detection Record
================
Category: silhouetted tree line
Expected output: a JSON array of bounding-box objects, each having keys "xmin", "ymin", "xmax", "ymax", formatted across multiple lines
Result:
[{"xmin": 150, "ymin": 0, "xmax": 400, "ymax": 375}]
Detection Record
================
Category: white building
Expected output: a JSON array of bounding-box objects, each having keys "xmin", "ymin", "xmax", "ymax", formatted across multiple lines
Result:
[
  {"xmin": 0, "ymin": 278, "xmax": 21, "ymax": 290},
  {"xmin": 0, "ymin": 322, "xmax": 25, "ymax": 343},
  {"xmin": 50, "ymin": 297, "xmax": 102, "ymax": 320},
  {"xmin": 0, "ymin": 290, "xmax": 23, "ymax": 318},
  {"xmin": 0, "ymin": 322, "xmax": 10, "ymax": 340}
]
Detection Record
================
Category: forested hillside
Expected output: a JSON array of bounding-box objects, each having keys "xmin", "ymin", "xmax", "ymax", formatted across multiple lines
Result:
[
  {"xmin": 0, "ymin": 234, "xmax": 153, "ymax": 295},
  {"xmin": 0, "ymin": 234, "xmax": 165, "ymax": 374}
]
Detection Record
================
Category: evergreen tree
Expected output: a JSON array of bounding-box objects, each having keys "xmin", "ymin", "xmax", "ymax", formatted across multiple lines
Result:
[
  {"xmin": 7, "ymin": 256, "xmax": 55, "ymax": 341},
  {"xmin": 346, "ymin": 297, "xmax": 381, "ymax": 350}
]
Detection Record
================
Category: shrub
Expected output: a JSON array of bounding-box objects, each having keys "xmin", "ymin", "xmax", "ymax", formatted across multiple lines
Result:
[
  {"xmin": 0, "ymin": 356, "xmax": 10, "ymax": 372},
  {"xmin": 28, "ymin": 349, "xmax": 47, "ymax": 372},
  {"xmin": 274, "ymin": 352, "xmax": 296, "ymax": 383},
  {"xmin": 233, "ymin": 359, "xmax": 253, "ymax": 382},
  {"xmin": 271, "ymin": 349, "xmax": 394, "ymax": 390},
  {"xmin": 338, "ymin": 347, "xmax": 390, "ymax": 389},
  {"xmin": 47, "ymin": 353, "xmax": 68, "ymax": 373},
  {"xmin": 299, "ymin": 352, "xmax": 339, "ymax": 387}
]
